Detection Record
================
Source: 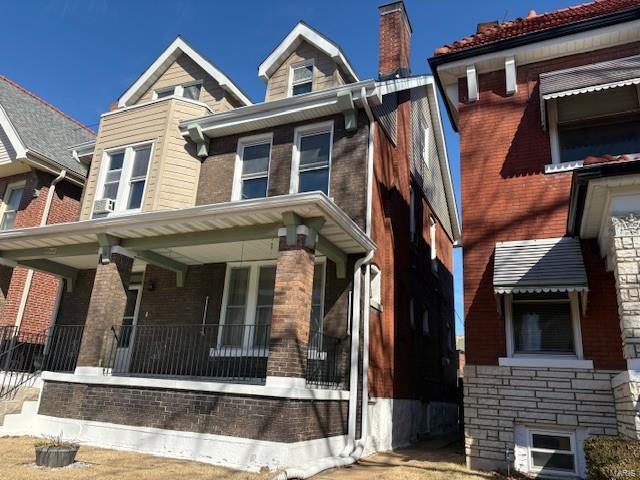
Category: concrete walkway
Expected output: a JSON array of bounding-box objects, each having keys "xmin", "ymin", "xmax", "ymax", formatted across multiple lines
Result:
[{"xmin": 315, "ymin": 435, "xmax": 492, "ymax": 480}]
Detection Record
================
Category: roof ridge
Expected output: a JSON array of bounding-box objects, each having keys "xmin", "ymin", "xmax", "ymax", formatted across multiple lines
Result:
[{"xmin": 0, "ymin": 75, "xmax": 96, "ymax": 136}]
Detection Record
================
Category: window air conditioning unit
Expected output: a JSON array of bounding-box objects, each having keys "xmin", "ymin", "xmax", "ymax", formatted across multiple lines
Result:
[{"xmin": 93, "ymin": 198, "xmax": 115, "ymax": 214}]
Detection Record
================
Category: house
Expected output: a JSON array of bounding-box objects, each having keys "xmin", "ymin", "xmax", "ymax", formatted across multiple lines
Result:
[
  {"xmin": 0, "ymin": 1, "xmax": 460, "ymax": 472},
  {"xmin": 429, "ymin": 0, "xmax": 640, "ymax": 477},
  {"xmin": 0, "ymin": 76, "xmax": 95, "ymax": 339}
]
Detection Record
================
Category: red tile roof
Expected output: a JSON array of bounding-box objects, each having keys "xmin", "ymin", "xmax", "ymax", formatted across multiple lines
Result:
[
  {"xmin": 434, "ymin": 0, "xmax": 640, "ymax": 56},
  {"xmin": 583, "ymin": 153, "xmax": 640, "ymax": 165}
]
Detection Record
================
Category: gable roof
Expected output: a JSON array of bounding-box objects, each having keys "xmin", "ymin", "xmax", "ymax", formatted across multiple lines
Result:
[
  {"xmin": 433, "ymin": 0, "xmax": 640, "ymax": 57},
  {"xmin": 0, "ymin": 75, "xmax": 95, "ymax": 178},
  {"xmin": 258, "ymin": 21, "xmax": 359, "ymax": 83},
  {"xmin": 118, "ymin": 36, "xmax": 252, "ymax": 108}
]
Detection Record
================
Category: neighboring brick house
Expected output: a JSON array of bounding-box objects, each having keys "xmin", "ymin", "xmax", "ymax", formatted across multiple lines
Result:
[
  {"xmin": 0, "ymin": 76, "xmax": 95, "ymax": 337},
  {"xmin": 430, "ymin": 0, "xmax": 640, "ymax": 477},
  {"xmin": 0, "ymin": 1, "xmax": 460, "ymax": 473}
]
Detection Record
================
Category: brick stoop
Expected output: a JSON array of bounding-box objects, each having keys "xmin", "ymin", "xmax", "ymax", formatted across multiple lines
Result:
[{"xmin": 0, "ymin": 387, "xmax": 39, "ymax": 426}]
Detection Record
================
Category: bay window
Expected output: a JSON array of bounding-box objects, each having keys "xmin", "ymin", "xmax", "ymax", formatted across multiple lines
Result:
[
  {"xmin": 291, "ymin": 122, "xmax": 332, "ymax": 195},
  {"xmin": 232, "ymin": 134, "xmax": 272, "ymax": 201}
]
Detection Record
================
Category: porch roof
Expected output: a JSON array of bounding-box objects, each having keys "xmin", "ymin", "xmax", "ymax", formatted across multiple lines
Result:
[{"xmin": 0, "ymin": 193, "xmax": 375, "ymax": 288}]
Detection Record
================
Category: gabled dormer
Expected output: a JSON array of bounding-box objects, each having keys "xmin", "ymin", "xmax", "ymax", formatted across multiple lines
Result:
[
  {"xmin": 259, "ymin": 22, "xmax": 359, "ymax": 101},
  {"xmin": 118, "ymin": 36, "xmax": 252, "ymax": 112}
]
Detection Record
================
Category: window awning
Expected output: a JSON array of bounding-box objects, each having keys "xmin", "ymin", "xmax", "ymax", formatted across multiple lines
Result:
[
  {"xmin": 493, "ymin": 237, "xmax": 588, "ymax": 294},
  {"xmin": 539, "ymin": 54, "xmax": 640, "ymax": 127}
]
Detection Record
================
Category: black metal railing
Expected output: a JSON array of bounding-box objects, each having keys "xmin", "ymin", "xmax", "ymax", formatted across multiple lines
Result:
[
  {"xmin": 0, "ymin": 325, "xmax": 84, "ymax": 399},
  {"xmin": 105, "ymin": 323, "xmax": 271, "ymax": 384},
  {"xmin": 305, "ymin": 330, "xmax": 349, "ymax": 389}
]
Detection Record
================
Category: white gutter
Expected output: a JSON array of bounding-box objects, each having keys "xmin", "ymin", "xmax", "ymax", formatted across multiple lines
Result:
[
  {"xmin": 275, "ymin": 87, "xmax": 376, "ymax": 480},
  {"xmin": 14, "ymin": 170, "xmax": 66, "ymax": 330}
]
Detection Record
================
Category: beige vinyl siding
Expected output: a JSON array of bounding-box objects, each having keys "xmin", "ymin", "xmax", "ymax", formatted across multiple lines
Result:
[
  {"xmin": 266, "ymin": 41, "xmax": 344, "ymax": 101},
  {"xmin": 0, "ymin": 126, "xmax": 16, "ymax": 164},
  {"xmin": 137, "ymin": 53, "xmax": 239, "ymax": 112},
  {"xmin": 80, "ymin": 98, "xmax": 208, "ymax": 220}
]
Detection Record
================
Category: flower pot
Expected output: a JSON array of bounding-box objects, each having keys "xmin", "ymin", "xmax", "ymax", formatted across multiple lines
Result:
[{"xmin": 35, "ymin": 445, "xmax": 79, "ymax": 468}]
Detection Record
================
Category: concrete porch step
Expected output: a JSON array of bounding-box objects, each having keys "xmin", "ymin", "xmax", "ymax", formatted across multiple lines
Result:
[{"xmin": 0, "ymin": 387, "xmax": 40, "ymax": 426}]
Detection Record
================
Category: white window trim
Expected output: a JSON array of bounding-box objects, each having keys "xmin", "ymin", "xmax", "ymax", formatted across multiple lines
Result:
[
  {"xmin": 289, "ymin": 120, "xmax": 333, "ymax": 195},
  {"xmin": 527, "ymin": 429, "xmax": 577, "ymax": 477},
  {"xmin": 231, "ymin": 133, "xmax": 273, "ymax": 201},
  {"xmin": 308, "ymin": 258, "xmax": 327, "ymax": 359},
  {"xmin": 504, "ymin": 291, "xmax": 585, "ymax": 360},
  {"xmin": 422, "ymin": 127, "xmax": 430, "ymax": 168},
  {"xmin": 429, "ymin": 216, "xmax": 438, "ymax": 273},
  {"xmin": 370, "ymin": 264, "xmax": 382, "ymax": 311},
  {"xmin": 0, "ymin": 180, "xmax": 25, "ymax": 230},
  {"xmin": 152, "ymin": 80, "xmax": 203, "ymax": 101},
  {"xmin": 548, "ymin": 99, "xmax": 562, "ymax": 165},
  {"xmin": 288, "ymin": 59, "xmax": 315, "ymax": 97},
  {"xmin": 93, "ymin": 140, "xmax": 154, "ymax": 218}
]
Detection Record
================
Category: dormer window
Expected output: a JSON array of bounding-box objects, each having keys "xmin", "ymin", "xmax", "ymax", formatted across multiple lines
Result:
[
  {"xmin": 153, "ymin": 82, "xmax": 202, "ymax": 101},
  {"xmin": 290, "ymin": 61, "xmax": 314, "ymax": 96}
]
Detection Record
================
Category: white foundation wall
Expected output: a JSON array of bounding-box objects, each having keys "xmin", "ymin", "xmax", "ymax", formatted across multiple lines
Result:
[{"xmin": 365, "ymin": 398, "xmax": 458, "ymax": 455}]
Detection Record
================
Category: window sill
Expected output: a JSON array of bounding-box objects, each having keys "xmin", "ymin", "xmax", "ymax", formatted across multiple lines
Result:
[
  {"xmin": 498, "ymin": 356, "xmax": 594, "ymax": 369},
  {"xmin": 544, "ymin": 160, "xmax": 584, "ymax": 174},
  {"xmin": 370, "ymin": 299, "xmax": 383, "ymax": 312}
]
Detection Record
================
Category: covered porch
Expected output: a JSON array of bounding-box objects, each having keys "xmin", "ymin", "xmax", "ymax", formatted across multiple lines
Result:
[{"xmin": 0, "ymin": 192, "xmax": 374, "ymax": 389}]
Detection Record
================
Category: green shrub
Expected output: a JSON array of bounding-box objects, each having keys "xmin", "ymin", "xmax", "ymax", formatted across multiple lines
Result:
[{"xmin": 584, "ymin": 436, "xmax": 640, "ymax": 480}]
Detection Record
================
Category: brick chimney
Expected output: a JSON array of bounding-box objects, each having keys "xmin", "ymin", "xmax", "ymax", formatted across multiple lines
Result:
[{"xmin": 378, "ymin": 1, "xmax": 412, "ymax": 79}]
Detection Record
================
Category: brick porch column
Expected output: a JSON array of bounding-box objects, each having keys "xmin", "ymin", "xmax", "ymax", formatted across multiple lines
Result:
[
  {"xmin": 266, "ymin": 225, "xmax": 316, "ymax": 381},
  {"xmin": 75, "ymin": 252, "xmax": 133, "ymax": 371},
  {"xmin": 609, "ymin": 213, "xmax": 640, "ymax": 440}
]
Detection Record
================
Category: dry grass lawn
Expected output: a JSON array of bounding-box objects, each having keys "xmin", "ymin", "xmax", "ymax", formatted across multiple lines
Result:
[{"xmin": 0, "ymin": 435, "xmax": 491, "ymax": 480}]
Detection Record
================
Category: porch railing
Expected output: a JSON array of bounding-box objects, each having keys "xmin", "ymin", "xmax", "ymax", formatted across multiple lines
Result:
[
  {"xmin": 0, "ymin": 324, "xmax": 84, "ymax": 399},
  {"xmin": 305, "ymin": 330, "xmax": 349, "ymax": 389},
  {"xmin": 105, "ymin": 323, "xmax": 270, "ymax": 384}
]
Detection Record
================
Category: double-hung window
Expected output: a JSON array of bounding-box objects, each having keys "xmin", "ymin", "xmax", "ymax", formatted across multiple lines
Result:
[
  {"xmin": 290, "ymin": 61, "xmax": 314, "ymax": 96},
  {"xmin": 233, "ymin": 135, "xmax": 272, "ymax": 200},
  {"xmin": 528, "ymin": 430, "xmax": 576, "ymax": 476},
  {"xmin": 95, "ymin": 143, "xmax": 152, "ymax": 217},
  {"xmin": 0, "ymin": 182, "xmax": 24, "ymax": 231},
  {"xmin": 291, "ymin": 122, "xmax": 332, "ymax": 195}
]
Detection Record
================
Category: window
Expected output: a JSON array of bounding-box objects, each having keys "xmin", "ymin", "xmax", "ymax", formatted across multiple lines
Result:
[
  {"xmin": 409, "ymin": 297, "xmax": 415, "ymax": 329},
  {"xmin": 233, "ymin": 135, "xmax": 272, "ymax": 201},
  {"xmin": 153, "ymin": 81, "xmax": 202, "ymax": 101},
  {"xmin": 0, "ymin": 183, "xmax": 24, "ymax": 231},
  {"xmin": 549, "ymin": 85, "xmax": 640, "ymax": 164},
  {"xmin": 409, "ymin": 187, "xmax": 416, "ymax": 243},
  {"xmin": 291, "ymin": 122, "xmax": 332, "ymax": 195},
  {"xmin": 290, "ymin": 61, "xmax": 314, "ymax": 96},
  {"xmin": 310, "ymin": 262, "xmax": 326, "ymax": 333},
  {"xmin": 506, "ymin": 292, "xmax": 580, "ymax": 356},
  {"xmin": 95, "ymin": 143, "xmax": 152, "ymax": 216},
  {"xmin": 422, "ymin": 308, "xmax": 429, "ymax": 335},
  {"xmin": 370, "ymin": 265, "xmax": 382, "ymax": 310},
  {"xmin": 528, "ymin": 430, "xmax": 576, "ymax": 475},
  {"xmin": 429, "ymin": 216, "xmax": 438, "ymax": 273},
  {"xmin": 422, "ymin": 127, "xmax": 430, "ymax": 168}
]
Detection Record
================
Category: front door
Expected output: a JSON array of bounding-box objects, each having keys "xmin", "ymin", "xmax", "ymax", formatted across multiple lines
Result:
[{"xmin": 113, "ymin": 285, "xmax": 142, "ymax": 373}]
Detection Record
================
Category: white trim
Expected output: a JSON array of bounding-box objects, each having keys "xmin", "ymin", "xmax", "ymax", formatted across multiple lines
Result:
[
  {"xmin": 0, "ymin": 180, "xmax": 25, "ymax": 231},
  {"xmin": 0, "ymin": 105, "xmax": 27, "ymax": 159},
  {"xmin": 0, "ymin": 411, "xmax": 348, "ymax": 472},
  {"xmin": 290, "ymin": 120, "xmax": 334, "ymax": 195},
  {"xmin": 231, "ymin": 133, "xmax": 273, "ymax": 201},
  {"xmin": 498, "ymin": 357, "xmax": 594, "ymax": 369},
  {"xmin": 118, "ymin": 37, "xmax": 251, "ymax": 107},
  {"xmin": 288, "ymin": 59, "xmax": 315, "ymax": 97},
  {"xmin": 103, "ymin": 95, "xmax": 213, "ymax": 118},
  {"xmin": 544, "ymin": 160, "xmax": 584, "ymax": 174},
  {"xmin": 258, "ymin": 22, "xmax": 359, "ymax": 83},
  {"xmin": 505, "ymin": 56, "xmax": 517, "ymax": 95},
  {"xmin": 543, "ymin": 77, "xmax": 640, "ymax": 100},
  {"xmin": 40, "ymin": 371, "xmax": 349, "ymax": 401},
  {"xmin": 152, "ymin": 79, "xmax": 203, "ymax": 102},
  {"xmin": 527, "ymin": 429, "xmax": 577, "ymax": 477},
  {"xmin": 466, "ymin": 65, "xmax": 479, "ymax": 102},
  {"xmin": 422, "ymin": 126, "xmax": 430, "ymax": 168}
]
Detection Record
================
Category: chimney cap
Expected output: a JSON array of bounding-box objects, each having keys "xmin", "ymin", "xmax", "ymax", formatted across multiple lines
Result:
[{"xmin": 378, "ymin": 1, "xmax": 413, "ymax": 34}]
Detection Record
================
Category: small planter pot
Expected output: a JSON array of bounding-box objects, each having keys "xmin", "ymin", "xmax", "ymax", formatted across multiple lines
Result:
[{"xmin": 35, "ymin": 445, "xmax": 79, "ymax": 468}]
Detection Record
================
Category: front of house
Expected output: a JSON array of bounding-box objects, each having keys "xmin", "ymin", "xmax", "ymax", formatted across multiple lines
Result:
[
  {"xmin": 430, "ymin": 0, "xmax": 640, "ymax": 477},
  {"xmin": 0, "ymin": 1, "xmax": 460, "ymax": 472}
]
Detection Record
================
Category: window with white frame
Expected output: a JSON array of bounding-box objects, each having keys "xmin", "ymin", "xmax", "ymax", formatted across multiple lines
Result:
[
  {"xmin": 96, "ymin": 143, "xmax": 152, "ymax": 216},
  {"xmin": 233, "ymin": 135, "xmax": 272, "ymax": 200},
  {"xmin": 422, "ymin": 127, "xmax": 430, "ymax": 168},
  {"xmin": 370, "ymin": 265, "xmax": 382, "ymax": 309},
  {"xmin": 429, "ymin": 216, "xmax": 438, "ymax": 273},
  {"xmin": 290, "ymin": 61, "xmax": 314, "ymax": 96},
  {"xmin": 154, "ymin": 81, "xmax": 202, "ymax": 101},
  {"xmin": 506, "ymin": 292, "xmax": 581, "ymax": 357},
  {"xmin": 0, "ymin": 182, "xmax": 24, "ymax": 231},
  {"xmin": 291, "ymin": 122, "xmax": 332, "ymax": 195},
  {"xmin": 548, "ymin": 85, "xmax": 640, "ymax": 164},
  {"xmin": 310, "ymin": 262, "xmax": 326, "ymax": 333},
  {"xmin": 528, "ymin": 429, "xmax": 576, "ymax": 475}
]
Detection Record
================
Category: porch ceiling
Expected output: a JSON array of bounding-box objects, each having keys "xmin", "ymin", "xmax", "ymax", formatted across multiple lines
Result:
[{"xmin": 0, "ymin": 193, "xmax": 375, "ymax": 284}]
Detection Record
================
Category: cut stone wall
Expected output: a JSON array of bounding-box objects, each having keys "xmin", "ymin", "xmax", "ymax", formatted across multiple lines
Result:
[
  {"xmin": 464, "ymin": 365, "xmax": 620, "ymax": 473},
  {"xmin": 613, "ymin": 377, "xmax": 640, "ymax": 440}
]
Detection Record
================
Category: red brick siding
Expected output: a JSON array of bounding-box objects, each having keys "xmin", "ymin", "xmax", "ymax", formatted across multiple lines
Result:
[
  {"xmin": 378, "ymin": 4, "xmax": 411, "ymax": 76},
  {"xmin": 460, "ymin": 43, "xmax": 640, "ymax": 366}
]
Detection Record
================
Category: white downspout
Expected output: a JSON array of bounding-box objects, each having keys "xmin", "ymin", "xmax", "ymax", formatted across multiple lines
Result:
[
  {"xmin": 14, "ymin": 170, "xmax": 66, "ymax": 331},
  {"xmin": 275, "ymin": 88, "xmax": 376, "ymax": 480}
]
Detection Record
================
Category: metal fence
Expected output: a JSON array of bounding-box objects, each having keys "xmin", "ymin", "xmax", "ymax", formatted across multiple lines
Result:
[
  {"xmin": 0, "ymin": 325, "xmax": 84, "ymax": 399},
  {"xmin": 105, "ymin": 323, "xmax": 271, "ymax": 384},
  {"xmin": 305, "ymin": 330, "xmax": 349, "ymax": 389}
]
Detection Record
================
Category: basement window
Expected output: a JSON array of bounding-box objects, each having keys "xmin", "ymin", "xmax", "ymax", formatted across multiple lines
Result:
[
  {"xmin": 290, "ymin": 61, "xmax": 314, "ymax": 96},
  {"xmin": 528, "ymin": 430, "xmax": 577, "ymax": 476}
]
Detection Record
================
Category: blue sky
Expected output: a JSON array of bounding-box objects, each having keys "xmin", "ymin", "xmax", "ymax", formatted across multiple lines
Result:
[{"xmin": 1, "ymin": 0, "xmax": 576, "ymax": 335}]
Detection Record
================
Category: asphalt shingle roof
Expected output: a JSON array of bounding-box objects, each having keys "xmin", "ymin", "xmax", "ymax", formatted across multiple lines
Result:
[{"xmin": 0, "ymin": 75, "xmax": 95, "ymax": 177}]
